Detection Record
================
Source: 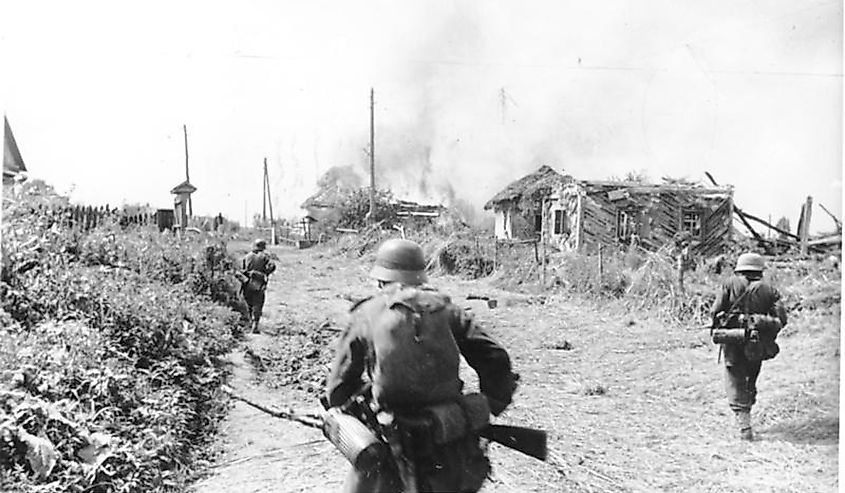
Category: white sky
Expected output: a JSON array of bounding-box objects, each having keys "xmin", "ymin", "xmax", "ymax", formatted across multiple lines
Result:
[{"xmin": 1, "ymin": 1, "xmax": 842, "ymax": 233}]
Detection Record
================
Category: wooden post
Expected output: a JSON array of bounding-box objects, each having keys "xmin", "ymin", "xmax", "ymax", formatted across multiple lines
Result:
[
  {"xmin": 494, "ymin": 238, "xmax": 499, "ymax": 271},
  {"xmin": 676, "ymin": 251, "xmax": 685, "ymax": 294},
  {"xmin": 184, "ymin": 124, "xmax": 192, "ymax": 218},
  {"xmin": 541, "ymin": 198, "xmax": 547, "ymax": 289},
  {"xmin": 597, "ymin": 244, "xmax": 603, "ymax": 293},
  {"xmin": 262, "ymin": 158, "xmax": 267, "ymax": 223},
  {"xmin": 368, "ymin": 88, "xmax": 376, "ymax": 222},
  {"xmin": 264, "ymin": 158, "xmax": 276, "ymax": 244},
  {"xmin": 799, "ymin": 196, "xmax": 813, "ymax": 255}
]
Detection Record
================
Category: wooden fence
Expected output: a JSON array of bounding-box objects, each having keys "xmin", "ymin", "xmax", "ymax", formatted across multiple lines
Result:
[{"xmin": 31, "ymin": 204, "xmax": 173, "ymax": 232}]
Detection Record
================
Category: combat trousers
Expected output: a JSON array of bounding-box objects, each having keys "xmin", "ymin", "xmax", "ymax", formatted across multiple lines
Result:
[
  {"xmin": 242, "ymin": 287, "xmax": 265, "ymax": 322},
  {"xmin": 724, "ymin": 359, "xmax": 762, "ymax": 413}
]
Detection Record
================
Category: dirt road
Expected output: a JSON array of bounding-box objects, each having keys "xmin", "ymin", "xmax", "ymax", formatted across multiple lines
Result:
[{"xmin": 194, "ymin": 244, "xmax": 838, "ymax": 492}]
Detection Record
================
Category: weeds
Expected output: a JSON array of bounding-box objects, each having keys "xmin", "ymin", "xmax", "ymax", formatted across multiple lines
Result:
[{"xmin": 0, "ymin": 186, "xmax": 245, "ymax": 492}]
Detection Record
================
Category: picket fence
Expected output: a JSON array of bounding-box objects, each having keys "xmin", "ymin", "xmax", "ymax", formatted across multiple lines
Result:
[{"xmin": 32, "ymin": 204, "xmax": 174, "ymax": 231}]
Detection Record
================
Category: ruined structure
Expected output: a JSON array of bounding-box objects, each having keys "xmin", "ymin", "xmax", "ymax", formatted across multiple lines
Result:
[
  {"xmin": 483, "ymin": 165, "xmax": 572, "ymax": 240},
  {"xmin": 487, "ymin": 166, "xmax": 735, "ymax": 256},
  {"xmin": 549, "ymin": 180, "xmax": 734, "ymax": 256}
]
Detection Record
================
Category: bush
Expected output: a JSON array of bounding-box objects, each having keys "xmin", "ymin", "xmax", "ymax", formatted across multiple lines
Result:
[{"xmin": 0, "ymin": 186, "xmax": 245, "ymax": 492}]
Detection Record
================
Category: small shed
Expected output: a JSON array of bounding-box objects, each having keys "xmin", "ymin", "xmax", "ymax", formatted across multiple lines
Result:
[
  {"xmin": 484, "ymin": 165, "xmax": 573, "ymax": 240},
  {"xmin": 551, "ymin": 180, "xmax": 734, "ymax": 256},
  {"xmin": 170, "ymin": 180, "xmax": 197, "ymax": 228}
]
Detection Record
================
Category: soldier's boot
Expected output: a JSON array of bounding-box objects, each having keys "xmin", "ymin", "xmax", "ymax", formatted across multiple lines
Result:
[{"xmin": 735, "ymin": 410, "xmax": 753, "ymax": 441}]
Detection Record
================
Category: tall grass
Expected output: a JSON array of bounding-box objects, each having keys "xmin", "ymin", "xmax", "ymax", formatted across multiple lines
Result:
[{"xmin": 1, "ymin": 187, "xmax": 247, "ymax": 492}]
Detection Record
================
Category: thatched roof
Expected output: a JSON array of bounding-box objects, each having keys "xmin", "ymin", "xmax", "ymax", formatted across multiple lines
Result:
[{"xmin": 483, "ymin": 165, "xmax": 571, "ymax": 210}]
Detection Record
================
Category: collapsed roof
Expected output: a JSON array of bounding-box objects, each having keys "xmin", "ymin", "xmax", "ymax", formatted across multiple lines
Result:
[{"xmin": 483, "ymin": 165, "xmax": 572, "ymax": 210}]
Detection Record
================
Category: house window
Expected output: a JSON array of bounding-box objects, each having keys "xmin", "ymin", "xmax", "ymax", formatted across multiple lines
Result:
[
  {"xmin": 534, "ymin": 214, "xmax": 542, "ymax": 233},
  {"xmin": 553, "ymin": 209, "xmax": 569, "ymax": 235},
  {"xmin": 681, "ymin": 209, "xmax": 703, "ymax": 238},
  {"xmin": 617, "ymin": 208, "xmax": 640, "ymax": 242}
]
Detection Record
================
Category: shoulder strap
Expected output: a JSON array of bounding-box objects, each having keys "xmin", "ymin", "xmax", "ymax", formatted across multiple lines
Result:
[{"xmin": 726, "ymin": 280, "xmax": 758, "ymax": 315}]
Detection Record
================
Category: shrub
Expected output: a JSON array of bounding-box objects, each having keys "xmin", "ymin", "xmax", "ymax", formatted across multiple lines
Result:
[{"xmin": 0, "ymin": 186, "xmax": 244, "ymax": 492}]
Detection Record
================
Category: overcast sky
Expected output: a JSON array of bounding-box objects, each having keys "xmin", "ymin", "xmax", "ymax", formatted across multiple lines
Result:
[{"xmin": 1, "ymin": 1, "xmax": 841, "ymax": 233}]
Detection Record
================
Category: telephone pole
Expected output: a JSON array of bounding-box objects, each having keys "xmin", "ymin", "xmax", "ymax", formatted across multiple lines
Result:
[
  {"xmin": 183, "ymin": 124, "xmax": 192, "ymax": 217},
  {"xmin": 262, "ymin": 158, "xmax": 267, "ymax": 223},
  {"xmin": 368, "ymin": 88, "xmax": 376, "ymax": 222},
  {"xmin": 263, "ymin": 158, "xmax": 276, "ymax": 244}
]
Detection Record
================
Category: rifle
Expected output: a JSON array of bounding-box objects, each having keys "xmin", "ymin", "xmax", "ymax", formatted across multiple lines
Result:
[
  {"xmin": 221, "ymin": 385, "xmax": 322, "ymax": 428},
  {"xmin": 223, "ymin": 385, "xmax": 547, "ymax": 465},
  {"xmin": 480, "ymin": 424, "xmax": 547, "ymax": 461}
]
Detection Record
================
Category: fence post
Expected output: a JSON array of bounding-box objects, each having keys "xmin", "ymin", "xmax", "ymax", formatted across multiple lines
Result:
[{"xmin": 597, "ymin": 244, "xmax": 603, "ymax": 294}]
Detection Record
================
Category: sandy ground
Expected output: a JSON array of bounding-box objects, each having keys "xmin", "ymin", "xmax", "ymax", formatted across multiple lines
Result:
[{"xmin": 193, "ymin": 244, "xmax": 839, "ymax": 493}]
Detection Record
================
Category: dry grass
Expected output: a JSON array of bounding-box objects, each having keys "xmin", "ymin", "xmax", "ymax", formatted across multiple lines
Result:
[{"xmin": 225, "ymin": 236, "xmax": 840, "ymax": 492}]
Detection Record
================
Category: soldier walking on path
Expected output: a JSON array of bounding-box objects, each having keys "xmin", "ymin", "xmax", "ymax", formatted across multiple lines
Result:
[
  {"xmin": 710, "ymin": 252, "xmax": 788, "ymax": 441},
  {"xmin": 325, "ymin": 238, "xmax": 519, "ymax": 492},
  {"xmin": 241, "ymin": 238, "xmax": 276, "ymax": 333}
]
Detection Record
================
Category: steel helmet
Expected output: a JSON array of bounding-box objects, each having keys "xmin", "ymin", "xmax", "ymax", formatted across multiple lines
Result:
[
  {"xmin": 734, "ymin": 252, "xmax": 765, "ymax": 273},
  {"xmin": 370, "ymin": 238, "xmax": 428, "ymax": 285},
  {"xmin": 253, "ymin": 238, "xmax": 267, "ymax": 251}
]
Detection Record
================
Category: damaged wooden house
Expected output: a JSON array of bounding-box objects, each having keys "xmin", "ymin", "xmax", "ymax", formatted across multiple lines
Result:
[
  {"xmin": 486, "ymin": 166, "xmax": 735, "ymax": 256},
  {"xmin": 484, "ymin": 165, "xmax": 573, "ymax": 240}
]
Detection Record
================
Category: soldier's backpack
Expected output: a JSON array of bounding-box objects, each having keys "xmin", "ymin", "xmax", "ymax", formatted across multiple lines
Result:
[
  {"xmin": 354, "ymin": 285, "xmax": 464, "ymax": 409},
  {"xmin": 711, "ymin": 280, "xmax": 782, "ymax": 361}
]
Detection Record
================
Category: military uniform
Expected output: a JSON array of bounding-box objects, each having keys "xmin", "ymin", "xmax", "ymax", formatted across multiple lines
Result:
[
  {"xmin": 241, "ymin": 240, "xmax": 276, "ymax": 332},
  {"xmin": 710, "ymin": 253, "xmax": 787, "ymax": 440},
  {"xmin": 326, "ymin": 239, "xmax": 516, "ymax": 493}
]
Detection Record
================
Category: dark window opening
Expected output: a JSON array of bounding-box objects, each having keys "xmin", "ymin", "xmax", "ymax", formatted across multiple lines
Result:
[
  {"xmin": 534, "ymin": 214, "xmax": 542, "ymax": 233},
  {"xmin": 681, "ymin": 209, "xmax": 703, "ymax": 238},
  {"xmin": 617, "ymin": 209, "xmax": 640, "ymax": 242},
  {"xmin": 553, "ymin": 209, "xmax": 569, "ymax": 235}
]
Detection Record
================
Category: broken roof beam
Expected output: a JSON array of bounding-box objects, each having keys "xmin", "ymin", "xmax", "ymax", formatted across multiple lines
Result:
[
  {"xmin": 818, "ymin": 202, "xmax": 842, "ymax": 232},
  {"xmin": 732, "ymin": 206, "xmax": 765, "ymax": 242},
  {"xmin": 734, "ymin": 207, "xmax": 800, "ymax": 241}
]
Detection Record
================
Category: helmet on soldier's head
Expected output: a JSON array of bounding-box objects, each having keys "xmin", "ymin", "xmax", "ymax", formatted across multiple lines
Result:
[
  {"xmin": 253, "ymin": 238, "xmax": 267, "ymax": 251},
  {"xmin": 370, "ymin": 238, "xmax": 428, "ymax": 285},
  {"xmin": 734, "ymin": 252, "xmax": 765, "ymax": 273}
]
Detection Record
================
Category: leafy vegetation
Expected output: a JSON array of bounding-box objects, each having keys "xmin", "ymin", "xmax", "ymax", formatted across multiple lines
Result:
[{"xmin": 1, "ymin": 185, "xmax": 246, "ymax": 492}]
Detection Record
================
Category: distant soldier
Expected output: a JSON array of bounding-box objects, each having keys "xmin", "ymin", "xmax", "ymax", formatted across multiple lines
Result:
[
  {"xmin": 241, "ymin": 238, "xmax": 276, "ymax": 333},
  {"xmin": 710, "ymin": 252, "xmax": 787, "ymax": 441},
  {"xmin": 326, "ymin": 238, "xmax": 518, "ymax": 492}
]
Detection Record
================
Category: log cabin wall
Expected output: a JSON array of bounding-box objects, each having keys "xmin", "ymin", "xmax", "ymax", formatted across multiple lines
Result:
[{"xmin": 556, "ymin": 181, "xmax": 733, "ymax": 256}]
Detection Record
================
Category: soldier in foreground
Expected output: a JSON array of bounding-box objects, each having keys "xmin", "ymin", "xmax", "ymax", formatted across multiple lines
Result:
[
  {"xmin": 325, "ymin": 238, "xmax": 518, "ymax": 492},
  {"xmin": 240, "ymin": 238, "xmax": 276, "ymax": 333},
  {"xmin": 710, "ymin": 252, "xmax": 787, "ymax": 441}
]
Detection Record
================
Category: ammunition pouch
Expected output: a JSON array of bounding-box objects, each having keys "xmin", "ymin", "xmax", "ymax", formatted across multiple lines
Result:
[
  {"xmin": 386, "ymin": 393, "xmax": 492, "ymax": 458},
  {"xmin": 424, "ymin": 393, "xmax": 490, "ymax": 445}
]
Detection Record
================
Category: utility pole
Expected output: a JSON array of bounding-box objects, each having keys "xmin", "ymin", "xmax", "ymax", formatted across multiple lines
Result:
[
  {"xmin": 368, "ymin": 88, "xmax": 376, "ymax": 222},
  {"xmin": 264, "ymin": 158, "xmax": 276, "ymax": 244},
  {"xmin": 262, "ymin": 158, "xmax": 267, "ymax": 223},
  {"xmin": 183, "ymin": 124, "xmax": 192, "ymax": 217}
]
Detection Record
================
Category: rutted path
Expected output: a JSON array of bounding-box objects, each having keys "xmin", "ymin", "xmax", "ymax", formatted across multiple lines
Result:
[
  {"xmin": 192, "ymin": 246, "xmax": 348, "ymax": 492},
  {"xmin": 193, "ymin": 244, "xmax": 839, "ymax": 493}
]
